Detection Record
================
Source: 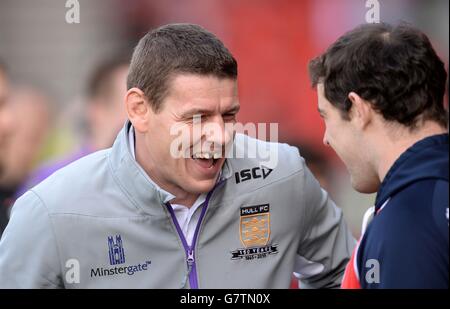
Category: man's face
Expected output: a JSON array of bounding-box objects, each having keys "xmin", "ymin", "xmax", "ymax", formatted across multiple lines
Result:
[
  {"xmin": 0, "ymin": 71, "xmax": 12, "ymax": 176},
  {"xmin": 0, "ymin": 90, "xmax": 50, "ymax": 186},
  {"xmin": 140, "ymin": 74, "xmax": 239, "ymax": 195},
  {"xmin": 317, "ymin": 83, "xmax": 378, "ymax": 193}
]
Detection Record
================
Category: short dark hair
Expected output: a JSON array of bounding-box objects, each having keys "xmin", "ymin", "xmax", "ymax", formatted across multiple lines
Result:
[
  {"xmin": 87, "ymin": 56, "xmax": 130, "ymax": 100},
  {"xmin": 127, "ymin": 23, "xmax": 237, "ymax": 112},
  {"xmin": 309, "ymin": 23, "xmax": 448, "ymax": 128}
]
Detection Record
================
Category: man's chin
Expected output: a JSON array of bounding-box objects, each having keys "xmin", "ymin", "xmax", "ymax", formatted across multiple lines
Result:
[
  {"xmin": 184, "ymin": 178, "xmax": 218, "ymax": 195},
  {"xmin": 350, "ymin": 176, "xmax": 379, "ymax": 194}
]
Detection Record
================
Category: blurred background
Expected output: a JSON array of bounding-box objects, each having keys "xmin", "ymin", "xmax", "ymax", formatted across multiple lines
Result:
[{"xmin": 0, "ymin": 0, "xmax": 448, "ymax": 274}]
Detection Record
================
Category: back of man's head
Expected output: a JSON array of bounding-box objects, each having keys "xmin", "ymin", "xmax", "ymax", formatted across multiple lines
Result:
[
  {"xmin": 85, "ymin": 56, "xmax": 130, "ymax": 150},
  {"xmin": 309, "ymin": 22, "xmax": 448, "ymax": 129},
  {"xmin": 87, "ymin": 56, "xmax": 130, "ymax": 102},
  {"xmin": 127, "ymin": 23, "xmax": 238, "ymax": 112}
]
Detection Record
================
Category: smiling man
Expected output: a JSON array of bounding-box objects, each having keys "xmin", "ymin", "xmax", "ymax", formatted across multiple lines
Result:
[
  {"xmin": 0, "ymin": 24, "xmax": 353, "ymax": 288},
  {"xmin": 126, "ymin": 73, "xmax": 238, "ymax": 206},
  {"xmin": 309, "ymin": 23, "xmax": 448, "ymax": 288}
]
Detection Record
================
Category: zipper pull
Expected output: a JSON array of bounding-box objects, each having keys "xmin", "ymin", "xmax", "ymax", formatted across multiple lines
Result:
[{"xmin": 186, "ymin": 249, "xmax": 195, "ymax": 275}]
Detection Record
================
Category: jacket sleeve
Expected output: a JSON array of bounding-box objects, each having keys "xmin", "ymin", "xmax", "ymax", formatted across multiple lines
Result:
[
  {"xmin": 294, "ymin": 165, "xmax": 356, "ymax": 288},
  {"xmin": 0, "ymin": 190, "xmax": 63, "ymax": 288}
]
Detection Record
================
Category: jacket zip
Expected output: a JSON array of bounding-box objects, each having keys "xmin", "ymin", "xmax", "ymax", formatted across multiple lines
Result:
[{"xmin": 165, "ymin": 180, "xmax": 224, "ymax": 289}]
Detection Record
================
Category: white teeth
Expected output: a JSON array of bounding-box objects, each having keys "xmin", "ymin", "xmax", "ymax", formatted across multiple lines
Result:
[{"xmin": 192, "ymin": 152, "xmax": 221, "ymax": 159}]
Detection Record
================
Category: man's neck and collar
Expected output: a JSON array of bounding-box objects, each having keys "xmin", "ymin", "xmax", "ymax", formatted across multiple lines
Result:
[
  {"xmin": 369, "ymin": 120, "xmax": 448, "ymax": 209},
  {"xmin": 375, "ymin": 121, "xmax": 447, "ymax": 183}
]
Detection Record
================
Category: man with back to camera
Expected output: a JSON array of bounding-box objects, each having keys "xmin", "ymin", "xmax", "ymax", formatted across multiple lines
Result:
[
  {"xmin": 308, "ymin": 23, "xmax": 448, "ymax": 288},
  {"xmin": 0, "ymin": 23, "xmax": 354, "ymax": 288}
]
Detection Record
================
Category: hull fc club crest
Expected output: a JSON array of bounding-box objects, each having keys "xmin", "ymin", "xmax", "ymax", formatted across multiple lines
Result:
[
  {"xmin": 232, "ymin": 204, "xmax": 278, "ymax": 260},
  {"xmin": 240, "ymin": 204, "xmax": 270, "ymax": 247}
]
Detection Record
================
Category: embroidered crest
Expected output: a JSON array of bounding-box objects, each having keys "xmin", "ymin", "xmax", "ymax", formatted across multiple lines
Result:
[{"xmin": 240, "ymin": 204, "xmax": 270, "ymax": 247}]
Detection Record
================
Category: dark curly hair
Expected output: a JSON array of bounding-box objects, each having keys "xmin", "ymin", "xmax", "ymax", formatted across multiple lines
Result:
[{"xmin": 309, "ymin": 23, "xmax": 448, "ymax": 128}]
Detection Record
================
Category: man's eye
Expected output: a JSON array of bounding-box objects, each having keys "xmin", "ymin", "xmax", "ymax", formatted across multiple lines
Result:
[
  {"xmin": 189, "ymin": 115, "xmax": 205, "ymax": 122},
  {"xmin": 223, "ymin": 113, "xmax": 236, "ymax": 120}
]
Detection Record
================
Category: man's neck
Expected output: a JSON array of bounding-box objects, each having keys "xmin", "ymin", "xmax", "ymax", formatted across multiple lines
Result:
[
  {"xmin": 134, "ymin": 134, "xmax": 200, "ymax": 208},
  {"xmin": 171, "ymin": 194, "xmax": 201, "ymax": 208},
  {"xmin": 376, "ymin": 121, "xmax": 447, "ymax": 182},
  {"xmin": 138, "ymin": 154, "xmax": 200, "ymax": 208}
]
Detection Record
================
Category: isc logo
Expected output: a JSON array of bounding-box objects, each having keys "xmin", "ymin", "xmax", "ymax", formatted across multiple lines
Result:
[{"xmin": 235, "ymin": 166, "xmax": 273, "ymax": 184}]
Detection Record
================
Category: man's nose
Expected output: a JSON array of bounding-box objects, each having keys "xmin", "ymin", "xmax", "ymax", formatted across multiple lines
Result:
[{"xmin": 204, "ymin": 116, "xmax": 233, "ymax": 151}]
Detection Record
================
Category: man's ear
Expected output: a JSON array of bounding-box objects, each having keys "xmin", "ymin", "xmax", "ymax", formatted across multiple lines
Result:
[
  {"xmin": 125, "ymin": 88, "xmax": 150, "ymax": 133},
  {"xmin": 348, "ymin": 92, "xmax": 373, "ymax": 130}
]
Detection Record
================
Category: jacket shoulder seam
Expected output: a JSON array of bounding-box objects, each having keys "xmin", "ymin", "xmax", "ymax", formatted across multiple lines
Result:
[{"xmin": 28, "ymin": 189, "xmax": 63, "ymax": 288}]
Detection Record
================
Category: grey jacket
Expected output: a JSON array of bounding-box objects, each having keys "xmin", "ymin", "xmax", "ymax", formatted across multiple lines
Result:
[{"xmin": 0, "ymin": 121, "xmax": 354, "ymax": 288}]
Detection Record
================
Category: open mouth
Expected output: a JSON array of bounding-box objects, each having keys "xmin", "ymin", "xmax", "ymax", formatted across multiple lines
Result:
[{"xmin": 191, "ymin": 153, "xmax": 221, "ymax": 168}]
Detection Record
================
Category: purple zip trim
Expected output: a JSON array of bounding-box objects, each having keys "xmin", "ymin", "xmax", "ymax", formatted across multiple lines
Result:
[
  {"xmin": 187, "ymin": 200, "xmax": 209, "ymax": 288},
  {"xmin": 166, "ymin": 180, "xmax": 224, "ymax": 289}
]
